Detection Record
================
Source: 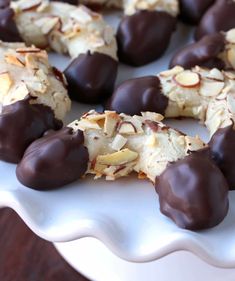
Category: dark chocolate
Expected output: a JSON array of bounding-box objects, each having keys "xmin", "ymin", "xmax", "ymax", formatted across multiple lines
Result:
[
  {"xmin": 195, "ymin": 0, "xmax": 235, "ymax": 40},
  {"xmin": 0, "ymin": 7, "xmax": 22, "ymax": 42},
  {"xmin": 0, "ymin": 0, "xmax": 10, "ymax": 8},
  {"xmin": 106, "ymin": 76, "xmax": 168, "ymax": 115},
  {"xmin": 16, "ymin": 127, "xmax": 89, "ymax": 190},
  {"xmin": 155, "ymin": 150, "xmax": 229, "ymax": 230},
  {"xmin": 117, "ymin": 10, "xmax": 177, "ymax": 66},
  {"xmin": 170, "ymin": 33, "xmax": 225, "ymax": 69},
  {"xmin": 64, "ymin": 52, "xmax": 118, "ymax": 104},
  {"xmin": 179, "ymin": 0, "xmax": 215, "ymax": 25},
  {"xmin": 0, "ymin": 99, "xmax": 62, "ymax": 163},
  {"xmin": 209, "ymin": 125, "xmax": 235, "ymax": 189}
]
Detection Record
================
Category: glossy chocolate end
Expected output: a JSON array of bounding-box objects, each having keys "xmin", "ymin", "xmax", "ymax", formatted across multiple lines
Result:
[
  {"xmin": 0, "ymin": 7, "xmax": 22, "ymax": 42},
  {"xmin": 156, "ymin": 150, "xmax": 229, "ymax": 230},
  {"xmin": 179, "ymin": 0, "xmax": 215, "ymax": 24},
  {"xmin": 209, "ymin": 125, "xmax": 235, "ymax": 189},
  {"xmin": 170, "ymin": 33, "xmax": 225, "ymax": 69},
  {"xmin": 117, "ymin": 10, "xmax": 176, "ymax": 66},
  {"xmin": 195, "ymin": 0, "xmax": 235, "ymax": 40},
  {"xmin": 64, "ymin": 52, "xmax": 118, "ymax": 104},
  {"xmin": 0, "ymin": 0, "xmax": 10, "ymax": 8},
  {"xmin": 107, "ymin": 76, "xmax": 168, "ymax": 115},
  {"xmin": 0, "ymin": 99, "xmax": 62, "ymax": 163},
  {"xmin": 16, "ymin": 128, "xmax": 89, "ymax": 190}
]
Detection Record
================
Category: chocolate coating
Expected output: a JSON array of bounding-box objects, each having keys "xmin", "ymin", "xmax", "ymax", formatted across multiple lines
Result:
[
  {"xmin": 107, "ymin": 76, "xmax": 168, "ymax": 115},
  {"xmin": 0, "ymin": 0, "xmax": 10, "ymax": 8},
  {"xmin": 170, "ymin": 33, "xmax": 225, "ymax": 69},
  {"xmin": 209, "ymin": 125, "xmax": 235, "ymax": 189},
  {"xmin": 156, "ymin": 150, "xmax": 229, "ymax": 230},
  {"xmin": 179, "ymin": 0, "xmax": 215, "ymax": 24},
  {"xmin": 16, "ymin": 128, "xmax": 89, "ymax": 190},
  {"xmin": 0, "ymin": 99, "xmax": 62, "ymax": 164},
  {"xmin": 0, "ymin": 7, "xmax": 22, "ymax": 42},
  {"xmin": 117, "ymin": 11, "xmax": 177, "ymax": 66},
  {"xmin": 64, "ymin": 52, "xmax": 118, "ymax": 104},
  {"xmin": 195, "ymin": 0, "xmax": 235, "ymax": 40}
]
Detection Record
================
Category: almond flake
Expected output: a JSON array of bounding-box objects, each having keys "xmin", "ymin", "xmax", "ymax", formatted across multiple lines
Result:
[
  {"xmin": 227, "ymin": 48, "xmax": 235, "ymax": 69},
  {"xmin": 200, "ymin": 80, "xmax": 224, "ymax": 97},
  {"xmin": 159, "ymin": 66, "xmax": 184, "ymax": 78},
  {"xmin": 0, "ymin": 72, "xmax": 12, "ymax": 97},
  {"xmin": 104, "ymin": 112, "xmax": 119, "ymax": 137},
  {"xmin": 96, "ymin": 148, "xmax": 138, "ymax": 166},
  {"xmin": 227, "ymin": 94, "xmax": 235, "ymax": 114},
  {"xmin": 226, "ymin": 28, "xmax": 235, "ymax": 44},
  {"xmin": 110, "ymin": 134, "xmax": 127, "ymax": 151},
  {"xmin": 118, "ymin": 121, "xmax": 137, "ymax": 134},
  {"xmin": 5, "ymin": 54, "xmax": 25, "ymax": 67},
  {"xmin": 174, "ymin": 71, "xmax": 200, "ymax": 88}
]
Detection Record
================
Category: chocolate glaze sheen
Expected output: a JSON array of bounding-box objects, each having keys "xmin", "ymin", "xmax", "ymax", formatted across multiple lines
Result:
[
  {"xmin": 195, "ymin": 0, "xmax": 235, "ymax": 40},
  {"xmin": 209, "ymin": 125, "xmax": 235, "ymax": 189},
  {"xmin": 0, "ymin": 7, "xmax": 22, "ymax": 42},
  {"xmin": 0, "ymin": 0, "xmax": 10, "ymax": 8},
  {"xmin": 107, "ymin": 76, "xmax": 168, "ymax": 115},
  {"xmin": 179, "ymin": 0, "xmax": 215, "ymax": 24},
  {"xmin": 117, "ymin": 10, "xmax": 177, "ymax": 66},
  {"xmin": 0, "ymin": 99, "xmax": 62, "ymax": 163},
  {"xmin": 64, "ymin": 52, "xmax": 118, "ymax": 104},
  {"xmin": 16, "ymin": 128, "xmax": 89, "ymax": 190},
  {"xmin": 155, "ymin": 150, "xmax": 229, "ymax": 230},
  {"xmin": 170, "ymin": 33, "xmax": 225, "ymax": 69}
]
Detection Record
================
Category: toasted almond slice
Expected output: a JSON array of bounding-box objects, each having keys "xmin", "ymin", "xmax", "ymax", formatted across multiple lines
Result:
[
  {"xmin": 77, "ymin": 119, "xmax": 101, "ymax": 130},
  {"xmin": 0, "ymin": 72, "xmax": 12, "ymax": 97},
  {"xmin": 15, "ymin": 0, "xmax": 42, "ymax": 11},
  {"xmin": 200, "ymin": 80, "xmax": 224, "ymax": 97},
  {"xmin": 13, "ymin": 83, "xmax": 29, "ymax": 100},
  {"xmin": 16, "ymin": 47, "xmax": 41, "ymax": 53},
  {"xmin": 223, "ymin": 71, "xmax": 235, "ymax": 80},
  {"xmin": 110, "ymin": 134, "xmax": 127, "ymax": 151},
  {"xmin": 96, "ymin": 148, "xmax": 138, "ymax": 166},
  {"xmin": 159, "ymin": 66, "xmax": 184, "ymax": 78},
  {"xmin": 174, "ymin": 71, "xmax": 200, "ymax": 88},
  {"xmin": 227, "ymin": 94, "xmax": 235, "ymax": 114},
  {"xmin": 118, "ymin": 121, "xmax": 137, "ymax": 134},
  {"xmin": 206, "ymin": 68, "xmax": 224, "ymax": 81},
  {"xmin": 141, "ymin": 112, "xmax": 164, "ymax": 122},
  {"xmin": 227, "ymin": 48, "xmax": 235, "ymax": 69},
  {"xmin": 104, "ymin": 112, "xmax": 119, "ymax": 137},
  {"xmin": 5, "ymin": 54, "xmax": 25, "ymax": 67},
  {"xmin": 184, "ymin": 135, "xmax": 205, "ymax": 152},
  {"xmin": 226, "ymin": 28, "xmax": 235, "ymax": 44},
  {"xmin": 35, "ymin": 17, "xmax": 60, "ymax": 35}
]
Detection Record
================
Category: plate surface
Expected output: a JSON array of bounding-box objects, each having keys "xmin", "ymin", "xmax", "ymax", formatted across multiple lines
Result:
[{"xmin": 1, "ymin": 12, "xmax": 235, "ymax": 267}]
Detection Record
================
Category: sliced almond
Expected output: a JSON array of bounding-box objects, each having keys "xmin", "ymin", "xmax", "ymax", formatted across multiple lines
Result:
[
  {"xmin": 16, "ymin": 0, "xmax": 42, "ymax": 11},
  {"xmin": 141, "ymin": 112, "xmax": 164, "ymax": 122},
  {"xmin": 77, "ymin": 119, "xmax": 101, "ymax": 130},
  {"xmin": 14, "ymin": 82, "xmax": 29, "ymax": 97},
  {"xmin": 227, "ymin": 48, "xmax": 235, "ymax": 69},
  {"xmin": 226, "ymin": 28, "xmax": 235, "ymax": 44},
  {"xmin": 104, "ymin": 112, "xmax": 119, "ymax": 137},
  {"xmin": 96, "ymin": 148, "xmax": 138, "ymax": 166},
  {"xmin": 223, "ymin": 71, "xmax": 235, "ymax": 80},
  {"xmin": 110, "ymin": 134, "xmax": 127, "ymax": 151},
  {"xmin": 159, "ymin": 66, "xmax": 184, "ymax": 78},
  {"xmin": 206, "ymin": 68, "xmax": 224, "ymax": 81},
  {"xmin": 118, "ymin": 121, "xmax": 137, "ymax": 134},
  {"xmin": 184, "ymin": 135, "xmax": 205, "ymax": 152},
  {"xmin": 5, "ymin": 54, "xmax": 25, "ymax": 67},
  {"xmin": 227, "ymin": 94, "xmax": 235, "ymax": 114},
  {"xmin": 200, "ymin": 80, "xmax": 224, "ymax": 97},
  {"xmin": 35, "ymin": 17, "xmax": 60, "ymax": 35},
  {"xmin": 16, "ymin": 47, "xmax": 41, "ymax": 53},
  {"xmin": 0, "ymin": 72, "xmax": 12, "ymax": 97},
  {"xmin": 174, "ymin": 71, "xmax": 200, "ymax": 88}
]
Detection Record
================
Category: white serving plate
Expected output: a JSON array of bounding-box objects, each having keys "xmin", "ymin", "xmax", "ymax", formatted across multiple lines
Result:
[{"xmin": 0, "ymin": 12, "xmax": 235, "ymax": 273}]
